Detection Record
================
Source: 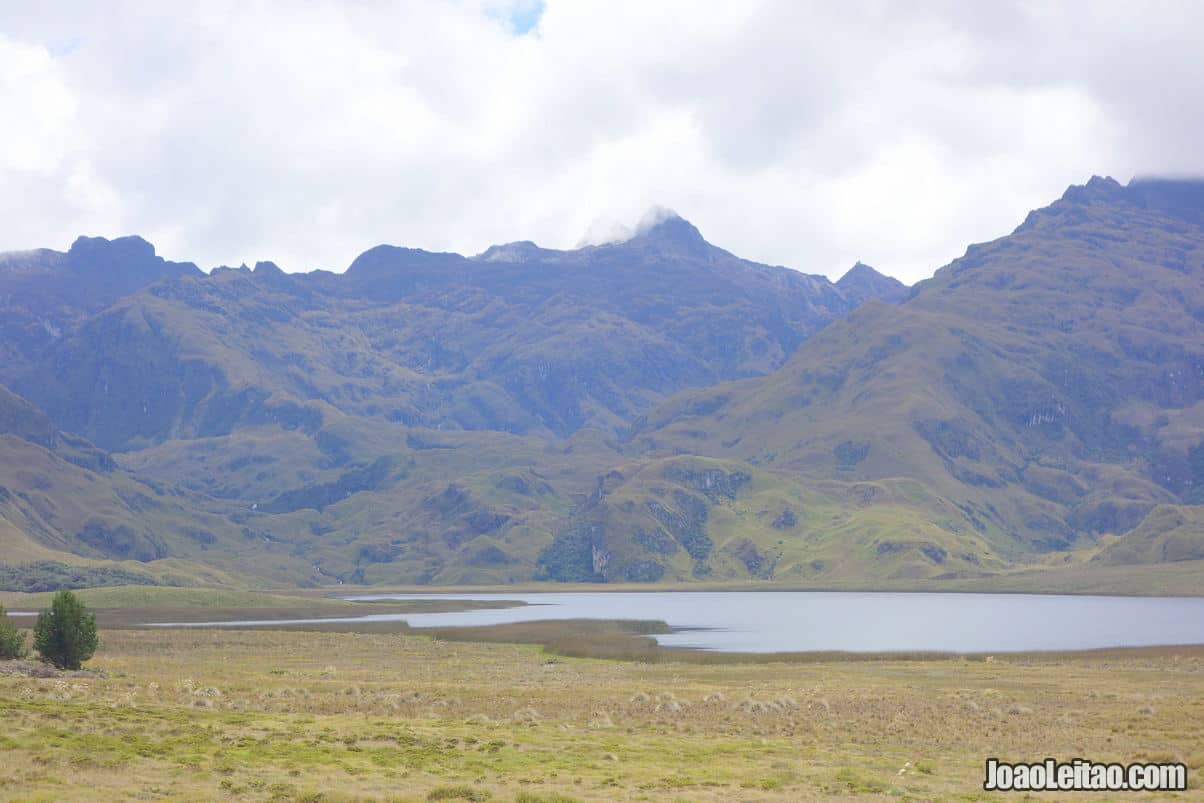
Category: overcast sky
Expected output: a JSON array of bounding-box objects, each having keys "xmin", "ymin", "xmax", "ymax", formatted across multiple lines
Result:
[{"xmin": 2, "ymin": 2, "xmax": 1202, "ymax": 283}]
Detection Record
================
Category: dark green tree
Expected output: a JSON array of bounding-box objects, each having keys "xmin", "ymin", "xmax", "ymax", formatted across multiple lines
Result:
[
  {"xmin": 33, "ymin": 590, "xmax": 97, "ymax": 670},
  {"xmin": 0, "ymin": 605, "xmax": 28, "ymax": 660}
]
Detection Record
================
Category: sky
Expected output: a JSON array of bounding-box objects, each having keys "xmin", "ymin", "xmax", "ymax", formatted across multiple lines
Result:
[{"xmin": 1, "ymin": 1, "xmax": 1202, "ymax": 284}]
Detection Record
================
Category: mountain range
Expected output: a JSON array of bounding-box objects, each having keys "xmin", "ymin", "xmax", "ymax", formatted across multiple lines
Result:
[{"xmin": 1, "ymin": 177, "xmax": 1201, "ymax": 590}]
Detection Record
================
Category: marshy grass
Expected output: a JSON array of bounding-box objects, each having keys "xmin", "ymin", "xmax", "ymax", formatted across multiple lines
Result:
[
  {"xmin": 0, "ymin": 621, "xmax": 1201, "ymax": 800},
  {"xmin": 418, "ymin": 617, "xmax": 979, "ymax": 665}
]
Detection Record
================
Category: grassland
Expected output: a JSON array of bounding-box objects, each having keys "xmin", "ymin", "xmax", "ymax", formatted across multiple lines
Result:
[
  {"xmin": 1, "ymin": 609, "xmax": 1202, "ymax": 801},
  {"xmin": 331, "ymin": 556, "xmax": 1204, "ymax": 598},
  {"xmin": 0, "ymin": 587, "xmax": 359, "ymax": 611}
]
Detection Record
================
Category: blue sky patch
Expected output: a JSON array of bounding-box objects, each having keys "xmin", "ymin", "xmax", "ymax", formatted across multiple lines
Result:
[{"xmin": 507, "ymin": 1, "xmax": 545, "ymax": 35}]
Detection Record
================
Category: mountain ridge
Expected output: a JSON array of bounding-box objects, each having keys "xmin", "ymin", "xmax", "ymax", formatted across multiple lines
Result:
[
  {"xmin": 11, "ymin": 215, "xmax": 896, "ymax": 450},
  {"xmin": 1, "ymin": 177, "xmax": 1202, "ymax": 588}
]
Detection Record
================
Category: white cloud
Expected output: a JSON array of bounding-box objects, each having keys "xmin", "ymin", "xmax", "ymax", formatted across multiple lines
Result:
[
  {"xmin": 0, "ymin": 33, "xmax": 126, "ymax": 248},
  {"xmin": 0, "ymin": 1, "xmax": 1201, "ymax": 282}
]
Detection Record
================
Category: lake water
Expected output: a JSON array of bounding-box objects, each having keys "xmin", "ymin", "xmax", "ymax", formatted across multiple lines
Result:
[{"xmin": 152, "ymin": 591, "xmax": 1204, "ymax": 654}]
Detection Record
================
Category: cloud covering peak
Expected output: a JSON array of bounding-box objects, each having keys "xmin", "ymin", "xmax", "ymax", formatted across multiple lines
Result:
[{"xmin": 577, "ymin": 206, "xmax": 684, "ymax": 247}]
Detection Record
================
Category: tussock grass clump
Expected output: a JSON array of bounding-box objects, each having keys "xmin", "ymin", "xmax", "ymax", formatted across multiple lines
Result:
[
  {"xmin": 733, "ymin": 697, "xmax": 785, "ymax": 714},
  {"xmin": 1135, "ymin": 750, "xmax": 1180, "ymax": 765},
  {"xmin": 834, "ymin": 767, "xmax": 888, "ymax": 794},
  {"xmin": 427, "ymin": 785, "xmax": 490, "ymax": 801},
  {"xmin": 587, "ymin": 710, "xmax": 613, "ymax": 728},
  {"xmin": 511, "ymin": 707, "xmax": 540, "ymax": 723}
]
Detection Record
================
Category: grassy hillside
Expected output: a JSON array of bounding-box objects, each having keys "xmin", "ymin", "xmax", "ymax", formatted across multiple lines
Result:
[
  {"xmin": 0, "ymin": 585, "xmax": 351, "ymax": 610},
  {"xmin": 0, "ymin": 382, "xmax": 308, "ymax": 588},
  {"xmin": 1, "ymin": 178, "xmax": 1200, "ymax": 590},
  {"xmin": 632, "ymin": 177, "xmax": 1204, "ymax": 578},
  {"xmin": 535, "ymin": 454, "xmax": 1012, "ymax": 584},
  {"xmin": 17, "ymin": 216, "xmax": 874, "ymax": 451}
]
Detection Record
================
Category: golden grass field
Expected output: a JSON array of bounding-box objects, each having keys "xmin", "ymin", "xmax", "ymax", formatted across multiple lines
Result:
[{"xmin": 1, "ymin": 593, "xmax": 1203, "ymax": 802}]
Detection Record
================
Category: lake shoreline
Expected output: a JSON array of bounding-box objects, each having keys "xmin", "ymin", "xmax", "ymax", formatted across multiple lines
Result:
[
  {"xmin": 132, "ymin": 589, "xmax": 1204, "ymax": 658},
  {"xmin": 95, "ymin": 608, "xmax": 1204, "ymax": 665},
  {"xmin": 334, "ymin": 585, "xmax": 1204, "ymax": 600}
]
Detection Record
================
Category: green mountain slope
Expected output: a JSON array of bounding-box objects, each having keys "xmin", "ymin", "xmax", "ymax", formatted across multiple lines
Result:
[
  {"xmin": 1, "ymin": 180, "xmax": 1200, "ymax": 589},
  {"xmin": 0, "ymin": 382, "xmax": 293, "ymax": 586},
  {"xmin": 16, "ymin": 216, "xmax": 877, "ymax": 451},
  {"xmin": 533, "ymin": 454, "xmax": 1012, "ymax": 584},
  {"xmin": 0, "ymin": 236, "xmax": 201, "ymax": 387},
  {"xmin": 632, "ymin": 177, "xmax": 1204, "ymax": 573}
]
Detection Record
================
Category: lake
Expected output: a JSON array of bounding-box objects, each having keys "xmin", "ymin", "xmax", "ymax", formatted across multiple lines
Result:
[{"xmin": 152, "ymin": 591, "xmax": 1204, "ymax": 653}]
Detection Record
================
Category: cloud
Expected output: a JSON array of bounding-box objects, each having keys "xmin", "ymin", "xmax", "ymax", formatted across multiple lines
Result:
[
  {"xmin": 1, "ymin": 1, "xmax": 1202, "ymax": 282},
  {"xmin": 0, "ymin": 33, "xmax": 123, "ymax": 247}
]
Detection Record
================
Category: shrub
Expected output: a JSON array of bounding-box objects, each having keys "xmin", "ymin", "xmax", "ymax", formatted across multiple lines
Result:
[
  {"xmin": 0, "ymin": 605, "xmax": 28, "ymax": 659},
  {"xmin": 33, "ymin": 590, "xmax": 98, "ymax": 670},
  {"xmin": 834, "ymin": 440, "xmax": 871, "ymax": 469},
  {"xmin": 0, "ymin": 561, "xmax": 157, "ymax": 593}
]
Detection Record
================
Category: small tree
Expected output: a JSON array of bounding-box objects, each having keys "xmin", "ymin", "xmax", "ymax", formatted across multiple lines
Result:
[
  {"xmin": 34, "ymin": 590, "xmax": 97, "ymax": 670},
  {"xmin": 0, "ymin": 605, "xmax": 28, "ymax": 660}
]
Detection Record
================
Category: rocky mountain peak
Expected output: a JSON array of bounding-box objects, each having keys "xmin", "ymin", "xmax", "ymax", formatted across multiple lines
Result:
[
  {"xmin": 836, "ymin": 261, "xmax": 909, "ymax": 304},
  {"xmin": 477, "ymin": 241, "xmax": 547, "ymax": 263},
  {"xmin": 253, "ymin": 260, "xmax": 285, "ymax": 275},
  {"xmin": 68, "ymin": 234, "xmax": 158, "ymax": 263},
  {"xmin": 1060, "ymin": 175, "xmax": 1125, "ymax": 204},
  {"xmin": 65, "ymin": 235, "xmax": 201, "ymax": 281},
  {"xmin": 619, "ymin": 208, "xmax": 713, "ymax": 260}
]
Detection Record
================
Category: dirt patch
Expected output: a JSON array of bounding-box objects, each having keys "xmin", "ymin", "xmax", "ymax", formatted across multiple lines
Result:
[{"xmin": 0, "ymin": 660, "xmax": 103, "ymax": 679}]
